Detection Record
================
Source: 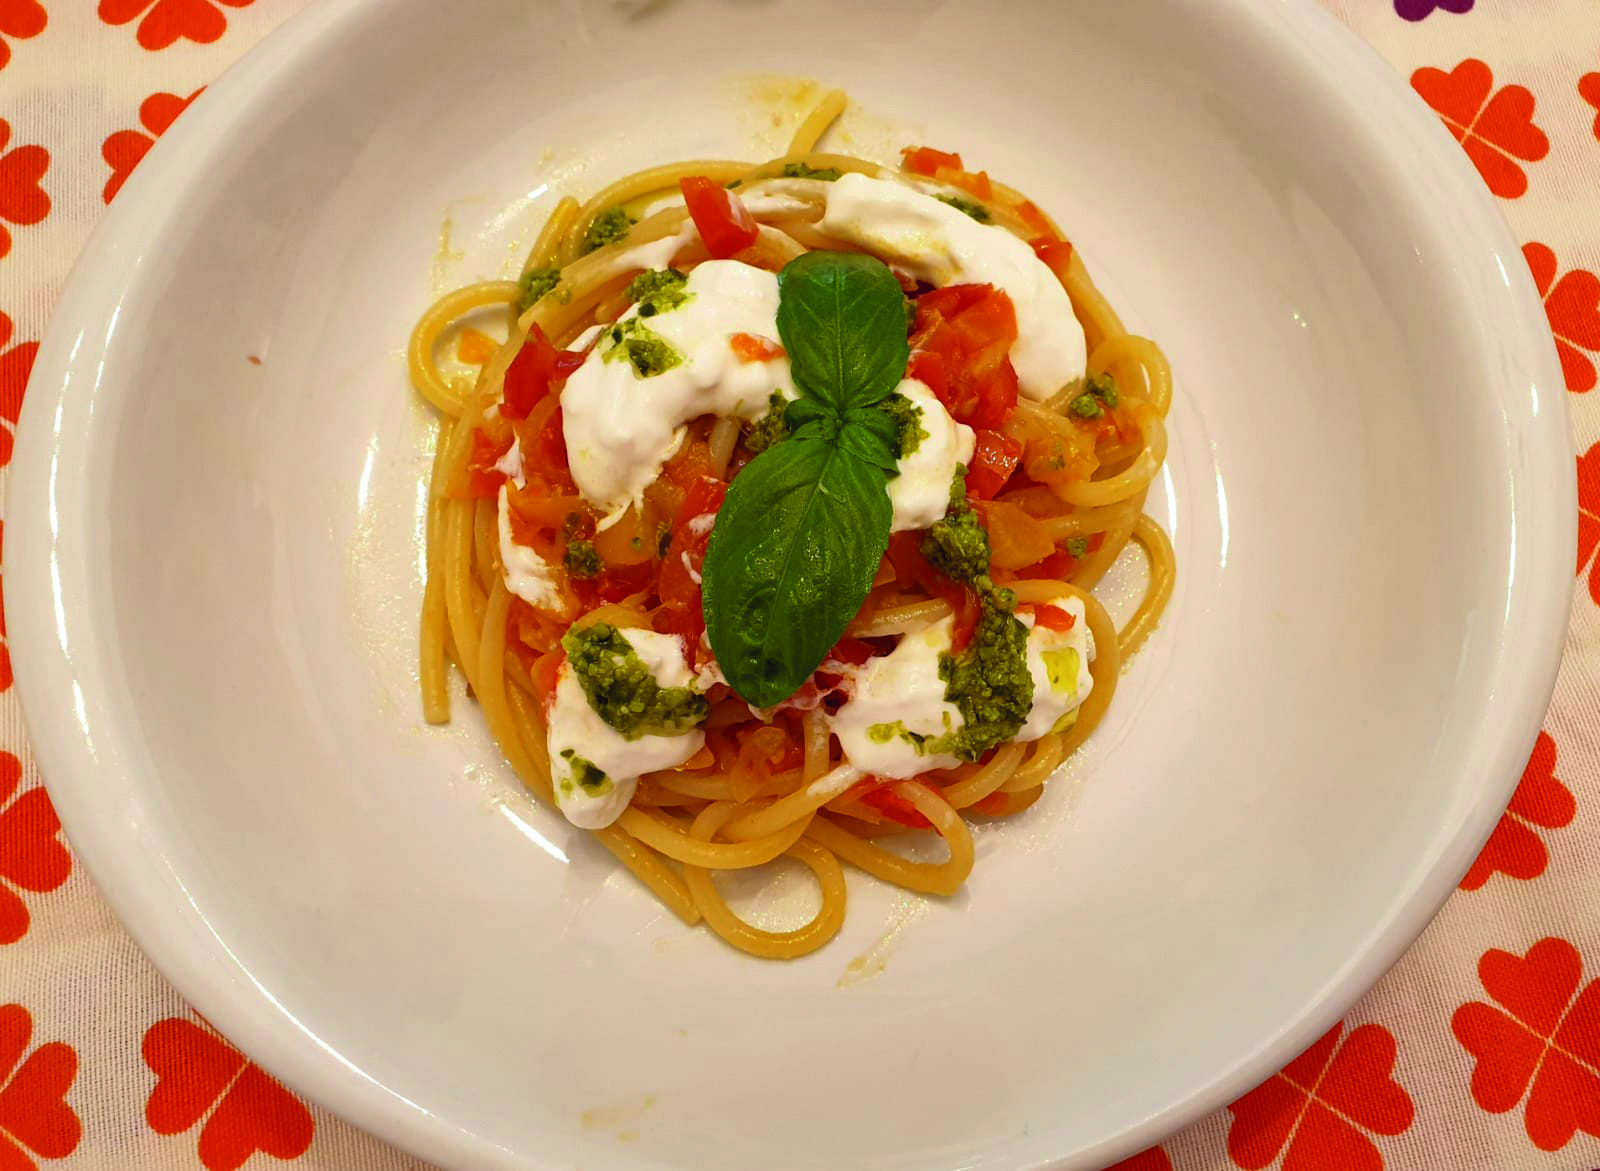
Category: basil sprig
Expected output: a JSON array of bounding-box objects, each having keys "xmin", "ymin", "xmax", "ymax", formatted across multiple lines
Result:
[{"xmin": 702, "ymin": 252, "xmax": 910, "ymax": 707}]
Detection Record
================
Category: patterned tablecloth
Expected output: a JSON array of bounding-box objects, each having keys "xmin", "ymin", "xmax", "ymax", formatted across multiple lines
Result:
[{"xmin": 0, "ymin": 1, "xmax": 1597, "ymax": 1168}]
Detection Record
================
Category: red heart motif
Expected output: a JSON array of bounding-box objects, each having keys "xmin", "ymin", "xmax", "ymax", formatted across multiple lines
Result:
[
  {"xmin": 197, "ymin": 1065, "xmax": 314, "ymax": 1171},
  {"xmin": 1482, "ymin": 938, "xmax": 1581, "ymax": 1035},
  {"xmin": 1579, "ymin": 71, "xmax": 1600, "ymax": 141},
  {"xmin": 1413, "ymin": 59, "xmax": 1492, "ymax": 131},
  {"xmin": 1510, "ymin": 732, "xmax": 1577, "ymax": 828},
  {"xmin": 1315, "ymin": 1024, "xmax": 1414, "ymax": 1135},
  {"xmin": 101, "ymin": 90, "xmax": 201, "ymax": 203},
  {"xmin": 1282, "ymin": 1100, "xmax": 1383, "ymax": 1171},
  {"xmin": 1453, "ymin": 1000, "xmax": 1543, "ymax": 1112},
  {"xmin": 98, "ymin": 0, "xmax": 252, "ymax": 52},
  {"xmin": 142, "ymin": 1018, "xmax": 313, "ymax": 1171},
  {"xmin": 0, "ymin": 119, "xmax": 47, "ymax": 261},
  {"xmin": 1411, "ymin": 60, "xmax": 1547, "ymax": 198},
  {"xmin": 1525, "ymin": 1046, "xmax": 1600, "ymax": 1151},
  {"xmin": 0, "ymin": 0, "xmax": 46, "ymax": 71},
  {"xmin": 1227, "ymin": 1072, "xmax": 1306, "ymax": 1170},
  {"xmin": 0, "ymin": 1005, "xmax": 80, "ymax": 1163},
  {"xmin": 143, "ymin": 1018, "xmax": 246, "ymax": 1135},
  {"xmin": 1461, "ymin": 731, "xmax": 1573, "ymax": 890},
  {"xmin": 1581, "ymin": 444, "xmax": 1600, "ymax": 604}
]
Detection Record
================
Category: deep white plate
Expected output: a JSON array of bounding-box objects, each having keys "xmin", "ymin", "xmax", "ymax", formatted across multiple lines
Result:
[{"xmin": 7, "ymin": 1, "xmax": 1574, "ymax": 1168}]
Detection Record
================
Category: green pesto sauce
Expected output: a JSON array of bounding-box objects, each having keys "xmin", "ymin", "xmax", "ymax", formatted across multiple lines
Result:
[
  {"xmin": 1069, "ymin": 372, "xmax": 1119, "ymax": 419},
  {"xmin": 627, "ymin": 268, "xmax": 692, "ymax": 317},
  {"xmin": 563, "ymin": 538, "xmax": 601, "ymax": 580},
  {"xmin": 601, "ymin": 317, "xmax": 683, "ymax": 378},
  {"xmin": 931, "ymin": 587, "xmax": 1033, "ymax": 761},
  {"xmin": 1065, "ymin": 536, "xmax": 1089, "ymax": 559},
  {"xmin": 936, "ymin": 194, "xmax": 992, "ymax": 223},
  {"xmin": 517, "ymin": 266, "xmax": 562, "ymax": 312},
  {"xmin": 582, "ymin": 206, "xmax": 636, "ymax": 254},
  {"xmin": 743, "ymin": 392, "xmax": 792, "ymax": 454},
  {"xmin": 559, "ymin": 747, "xmax": 610, "ymax": 794},
  {"xmin": 561, "ymin": 623, "xmax": 708, "ymax": 739},
  {"xmin": 782, "ymin": 162, "xmax": 843, "ymax": 181},
  {"xmin": 879, "ymin": 393, "xmax": 928, "ymax": 460},
  {"xmin": 921, "ymin": 503, "xmax": 989, "ymax": 585}
]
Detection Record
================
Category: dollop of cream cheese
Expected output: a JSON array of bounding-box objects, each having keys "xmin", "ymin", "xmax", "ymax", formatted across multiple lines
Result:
[
  {"xmin": 561, "ymin": 260, "xmax": 796, "ymax": 521},
  {"xmin": 820, "ymin": 173, "xmax": 1086, "ymax": 400},
  {"xmin": 546, "ymin": 627, "xmax": 706, "ymax": 829},
  {"xmin": 829, "ymin": 616, "xmax": 967, "ymax": 779},
  {"xmin": 888, "ymin": 378, "xmax": 974, "ymax": 533},
  {"xmin": 828, "ymin": 596, "xmax": 1098, "ymax": 780},
  {"xmin": 1016, "ymin": 594, "xmax": 1096, "ymax": 741}
]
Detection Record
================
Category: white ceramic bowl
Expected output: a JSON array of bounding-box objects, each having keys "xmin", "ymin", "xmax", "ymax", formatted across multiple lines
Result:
[{"xmin": 7, "ymin": 1, "xmax": 1574, "ymax": 1168}]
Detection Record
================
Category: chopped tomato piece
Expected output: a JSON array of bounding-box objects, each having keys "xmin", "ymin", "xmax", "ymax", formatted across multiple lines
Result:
[
  {"xmin": 531, "ymin": 649, "xmax": 564, "ymax": 712},
  {"xmin": 970, "ymin": 790, "xmax": 1010, "ymax": 816},
  {"xmin": 1031, "ymin": 238, "xmax": 1074, "ymax": 275},
  {"xmin": 502, "ymin": 324, "xmax": 586, "ymax": 420},
  {"xmin": 900, "ymin": 145, "xmax": 964, "ymax": 176},
  {"xmin": 937, "ymin": 166, "xmax": 993, "ymax": 201},
  {"xmin": 457, "ymin": 327, "xmax": 496, "ymax": 365},
  {"xmin": 826, "ymin": 636, "xmax": 877, "ymax": 666},
  {"xmin": 681, "ymin": 176, "xmax": 759, "ymax": 258},
  {"xmin": 860, "ymin": 780, "xmax": 934, "ymax": 829},
  {"xmin": 729, "ymin": 333, "xmax": 785, "ymax": 362},
  {"xmin": 909, "ymin": 284, "xmax": 1019, "ymax": 429},
  {"xmin": 978, "ymin": 500, "xmax": 1056, "ymax": 569},
  {"xmin": 966, "ymin": 429, "xmax": 1022, "ymax": 499},
  {"xmin": 534, "ymin": 404, "xmax": 568, "ymax": 472},
  {"xmin": 1017, "ymin": 548, "xmax": 1076, "ymax": 580},
  {"xmin": 463, "ymin": 429, "xmax": 512, "ymax": 499},
  {"xmin": 674, "ymin": 475, "xmax": 727, "ymax": 531},
  {"xmin": 1016, "ymin": 200, "xmax": 1056, "ymax": 240},
  {"xmin": 1032, "ymin": 604, "xmax": 1077, "ymax": 632}
]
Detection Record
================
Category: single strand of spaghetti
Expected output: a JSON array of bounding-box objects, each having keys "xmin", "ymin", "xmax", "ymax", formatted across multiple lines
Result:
[
  {"xmin": 807, "ymin": 786, "xmax": 975, "ymax": 896},
  {"xmin": 721, "ymin": 763, "xmax": 863, "ymax": 842},
  {"xmin": 1071, "ymin": 520, "xmax": 1134, "ymax": 591},
  {"xmin": 617, "ymin": 805, "xmax": 809, "ymax": 869},
  {"xmin": 563, "ymin": 162, "xmax": 752, "ymax": 263},
  {"xmin": 522, "ymin": 195, "xmax": 579, "ymax": 275},
  {"xmin": 1057, "ymin": 251, "xmax": 1125, "ymax": 353},
  {"xmin": 408, "ymin": 281, "xmax": 519, "ymax": 416},
  {"xmin": 443, "ymin": 500, "xmax": 482, "ymax": 691},
  {"xmin": 684, "ymin": 827, "xmax": 846, "ymax": 960},
  {"xmin": 940, "ymin": 741, "xmax": 1026, "ymax": 809},
  {"xmin": 848, "ymin": 597, "xmax": 951, "ymax": 638},
  {"xmin": 472, "ymin": 496, "xmax": 498, "ymax": 596},
  {"xmin": 708, "ymin": 417, "xmax": 739, "ymax": 478},
  {"xmin": 786, "ymin": 89, "xmax": 847, "ymax": 155},
  {"xmin": 593, "ymin": 825, "xmax": 702, "ymax": 926},
  {"xmin": 420, "ymin": 573, "xmax": 450, "ymax": 725},
  {"xmin": 1117, "ymin": 515, "xmax": 1176, "ymax": 659},
  {"xmin": 1000, "ymin": 735, "xmax": 1065, "ymax": 794}
]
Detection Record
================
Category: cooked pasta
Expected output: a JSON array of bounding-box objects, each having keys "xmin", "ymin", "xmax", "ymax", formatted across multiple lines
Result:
[{"xmin": 409, "ymin": 90, "xmax": 1174, "ymax": 958}]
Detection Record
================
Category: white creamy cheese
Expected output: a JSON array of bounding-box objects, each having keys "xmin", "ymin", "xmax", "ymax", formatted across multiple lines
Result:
[
  {"xmin": 496, "ymin": 484, "xmax": 562, "ymax": 611},
  {"xmin": 561, "ymin": 259, "xmax": 796, "ymax": 519},
  {"xmin": 887, "ymin": 378, "xmax": 975, "ymax": 533},
  {"xmin": 1016, "ymin": 595, "xmax": 1097, "ymax": 741},
  {"xmin": 828, "ymin": 616, "xmax": 967, "ymax": 779},
  {"xmin": 828, "ymin": 595, "xmax": 1098, "ymax": 778},
  {"xmin": 546, "ymin": 628, "xmax": 706, "ymax": 829},
  {"xmin": 820, "ymin": 173, "xmax": 1086, "ymax": 400}
]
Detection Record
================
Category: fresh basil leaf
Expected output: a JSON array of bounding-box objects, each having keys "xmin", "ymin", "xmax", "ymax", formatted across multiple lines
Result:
[
  {"xmin": 838, "ymin": 405, "xmax": 900, "ymax": 472},
  {"xmin": 702, "ymin": 437, "xmax": 892, "ymax": 707},
  {"xmin": 776, "ymin": 251, "xmax": 911, "ymax": 413}
]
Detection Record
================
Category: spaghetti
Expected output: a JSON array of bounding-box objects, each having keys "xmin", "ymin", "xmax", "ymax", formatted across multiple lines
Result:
[{"xmin": 409, "ymin": 91, "xmax": 1175, "ymax": 959}]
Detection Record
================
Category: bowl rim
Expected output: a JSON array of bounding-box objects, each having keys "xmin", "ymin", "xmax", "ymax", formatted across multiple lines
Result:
[{"xmin": 4, "ymin": 0, "xmax": 1576, "ymax": 1167}]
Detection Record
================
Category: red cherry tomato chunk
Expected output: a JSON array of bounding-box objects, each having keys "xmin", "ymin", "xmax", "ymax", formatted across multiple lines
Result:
[
  {"xmin": 680, "ymin": 176, "xmax": 759, "ymax": 258},
  {"xmin": 965, "ymin": 428, "xmax": 1023, "ymax": 499}
]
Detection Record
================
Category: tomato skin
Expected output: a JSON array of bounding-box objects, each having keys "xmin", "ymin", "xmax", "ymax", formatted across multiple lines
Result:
[
  {"xmin": 1032, "ymin": 604, "xmax": 1077, "ymax": 632},
  {"xmin": 463, "ymin": 429, "xmax": 512, "ymax": 498},
  {"xmin": 531, "ymin": 649, "xmax": 564, "ymax": 713},
  {"xmin": 729, "ymin": 333, "xmax": 785, "ymax": 362},
  {"xmin": 826, "ymin": 636, "xmax": 876, "ymax": 666},
  {"xmin": 966, "ymin": 429, "xmax": 1022, "ymax": 499},
  {"xmin": 680, "ymin": 176, "xmax": 759, "ymax": 257},
  {"xmin": 1031, "ymin": 238, "xmax": 1074, "ymax": 274},
  {"xmin": 909, "ymin": 284, "xmax": 1019, "ymax": 429},
  {"xmin": 655, "ymin": 475, "xmax": 728, "ymax": 643},
  {"xmin": 860, "ymin": 779, "xmax": 935, "ymax": 829},
  {"xmin": 901, "ymin": 145, "xmax": 963, "ymax": 176}
]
